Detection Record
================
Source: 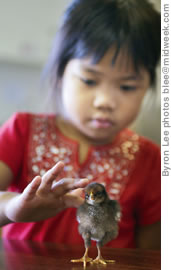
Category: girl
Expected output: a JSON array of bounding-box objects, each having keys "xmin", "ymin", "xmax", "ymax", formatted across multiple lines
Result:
[{"xmin": 0, "ymin": 0, "xmax": 161, "ymax": 249}]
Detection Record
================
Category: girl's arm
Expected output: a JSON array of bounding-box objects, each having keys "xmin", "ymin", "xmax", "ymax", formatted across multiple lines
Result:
[
  {"xmin": 0, "ymin": 161, "xmax": 89, "ymax": 226},
  {"xmin": 0, "ymin": 162, "xmax": 15, "ymax": 225},
  {"xmin": 135, "ymin": 221, "xmax": 161, "ymax": 249}
]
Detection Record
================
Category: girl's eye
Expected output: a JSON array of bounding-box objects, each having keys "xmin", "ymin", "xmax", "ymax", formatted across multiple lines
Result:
[
  {"xmin": 120, "ymin": 85, "xmax": 137, "ymax": 91},
  {"xmin": 81, "ymin": 78, "xmax": 97, "ymax": 86}
]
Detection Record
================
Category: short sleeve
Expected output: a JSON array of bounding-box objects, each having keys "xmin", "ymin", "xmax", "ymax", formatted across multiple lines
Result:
[
  {"xmin": 0, "ymin": 113, "xmax": 29, "ymax": 178},
  {"xmin": 136, "ymin": 140, "xmax": 161, "ymax": 226}
]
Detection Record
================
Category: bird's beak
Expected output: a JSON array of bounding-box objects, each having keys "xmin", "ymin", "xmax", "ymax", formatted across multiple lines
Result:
[{"xmin": 90, "ymin": 192, "xmax": 95, "ymax": 200}]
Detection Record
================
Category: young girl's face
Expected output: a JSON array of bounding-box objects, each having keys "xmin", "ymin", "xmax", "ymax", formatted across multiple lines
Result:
[{"xmin": 59, "ymin": 48, "xmax": 150, "ymax": 144}]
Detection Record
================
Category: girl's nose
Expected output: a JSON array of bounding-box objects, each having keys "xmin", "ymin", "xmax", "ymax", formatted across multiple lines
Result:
[{"xmin": 93, "ymin": 92, "xmax": 116, "ymax": 112}]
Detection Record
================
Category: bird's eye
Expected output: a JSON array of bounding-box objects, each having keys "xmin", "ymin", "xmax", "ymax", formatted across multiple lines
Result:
[{"xmin": 96, "ymin": 191, "xmax": 102, "ymax": 197}]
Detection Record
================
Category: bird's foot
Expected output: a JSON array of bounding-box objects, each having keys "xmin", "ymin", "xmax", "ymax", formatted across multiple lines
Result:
[
  {"xmin": 71, "ymin": 255, "xmax": 93, "ymax": 268},
  {"xmin": 91, "ymin": 255, "xmax": 115, "ymax": 265}
]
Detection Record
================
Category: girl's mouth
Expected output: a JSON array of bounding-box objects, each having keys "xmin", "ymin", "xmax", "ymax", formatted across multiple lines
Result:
[{"xmin": 90, "ymin": 118, "xmax": 114, "ymax": 128}]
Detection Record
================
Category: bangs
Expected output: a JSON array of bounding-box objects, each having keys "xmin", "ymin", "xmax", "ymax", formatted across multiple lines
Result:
[
  {"xmin": 70, "ymin": 1, "xmax": 159, "ymax": 77},
  {"xmin": 49, "ymin": 0, "xmax": 160, "ymax": 86},
  {"xmin": 73, "ymin": 31, "xmax": 141, "ymax": 73}
]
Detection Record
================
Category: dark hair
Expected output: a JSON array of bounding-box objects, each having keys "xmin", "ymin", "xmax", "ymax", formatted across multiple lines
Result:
[{"xmin": 47, "ymin": 0, "xmax": 161, "ymax": 89}]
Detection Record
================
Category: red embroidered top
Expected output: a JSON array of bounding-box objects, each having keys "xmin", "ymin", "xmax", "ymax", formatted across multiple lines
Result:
[{"xmin": 0, "ymin": 113, "xmax": 161, "ymax": 248}]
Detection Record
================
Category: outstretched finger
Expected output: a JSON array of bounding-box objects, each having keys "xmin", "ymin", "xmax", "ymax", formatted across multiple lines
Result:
[
  {"xmin": 37, "ymin": 161, "xmax": 64, "ymax": 195},
  {"xmin": 69, "ymin": 188, "xmax": 84, "ymax": 197},
  {"xmin": 23, "ymin": 176, "xmax": 42, "ymax": 200},
  {"xmin": 63, "ymin": 193, "xmax": 84, "ymax": 208},
  {"xmin": 51, "ymin": 178, "xmax": 89, "ymax": 197}
]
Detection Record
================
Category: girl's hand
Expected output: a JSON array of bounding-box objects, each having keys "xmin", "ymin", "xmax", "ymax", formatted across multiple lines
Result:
[{"xmin": 5, "ymin": 161, "xmax": 89, "ymax": 222}]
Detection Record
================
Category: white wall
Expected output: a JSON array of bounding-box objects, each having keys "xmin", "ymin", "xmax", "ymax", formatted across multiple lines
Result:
[
  {"xmin": 130, "ymin": 0, "xmax": 161, "ymax": 144},
  {"xmin": 0, "ymin": 0, "xmax": 70, "ymax": 123},
  {"xmin": 0, "ymin": 62, "xmax": 44, "ymax": 123},
  {"xmin": 0, "ymin": 0, "xmax": 70, "ymax": 65}
]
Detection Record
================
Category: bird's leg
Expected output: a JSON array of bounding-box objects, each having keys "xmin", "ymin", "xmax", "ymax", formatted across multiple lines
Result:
[
  {"xmin": 71, "ymin": 247, "xmax": 93, "ymax": 268},
  {"xmin": 71, "ymin": 233, "xmax": 93, "ymax": 268},
  {"xmin": 91, "ymin": 231, "xmax": 116, "ymax": 265},
  {"xmin": 91, "ymin": 245, "xmax": 115, "ymax": 265}
]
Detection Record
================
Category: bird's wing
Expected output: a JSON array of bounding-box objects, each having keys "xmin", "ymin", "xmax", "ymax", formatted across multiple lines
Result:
[
  {"xmin": 109, "ymin": 200, "xmax": 121, "ymax": 221},
  {"xmin": 76, "ymin": 203, "xmax": 89, "ymax": 223}
]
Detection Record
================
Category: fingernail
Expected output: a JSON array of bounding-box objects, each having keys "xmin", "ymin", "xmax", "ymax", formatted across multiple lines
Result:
[{"xmin": 78, "ymin": 178, "xmax": 89, "ymax": 183}]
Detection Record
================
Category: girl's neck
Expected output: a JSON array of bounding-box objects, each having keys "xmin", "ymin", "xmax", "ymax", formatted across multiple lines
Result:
[
  {"xmin": 56, "ymin": 116, "xmax": 114, "ymax": 147},
  {"xmin": 56, "ymin": 116, "xmax": 118, "ymax": 164},
  {"xmin": 56, "ymin": 117, "xmax": 93, "ymax": 146}
]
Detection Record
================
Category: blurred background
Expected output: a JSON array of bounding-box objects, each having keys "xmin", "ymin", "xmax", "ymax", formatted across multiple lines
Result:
[{"xmin": 0, "ymin": 0, "xmax": 161, "ymax": 144}]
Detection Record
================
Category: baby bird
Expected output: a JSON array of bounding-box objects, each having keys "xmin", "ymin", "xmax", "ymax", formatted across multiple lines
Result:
[{"xmin": 71, "ymin": 182, "xmax": 121, "ymax": 268}]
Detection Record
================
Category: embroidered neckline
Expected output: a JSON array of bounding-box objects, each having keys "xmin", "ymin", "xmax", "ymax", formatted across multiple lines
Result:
[{"xmin": 27, "ymin": 114, "xmax": 140, "ymax": 200}]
